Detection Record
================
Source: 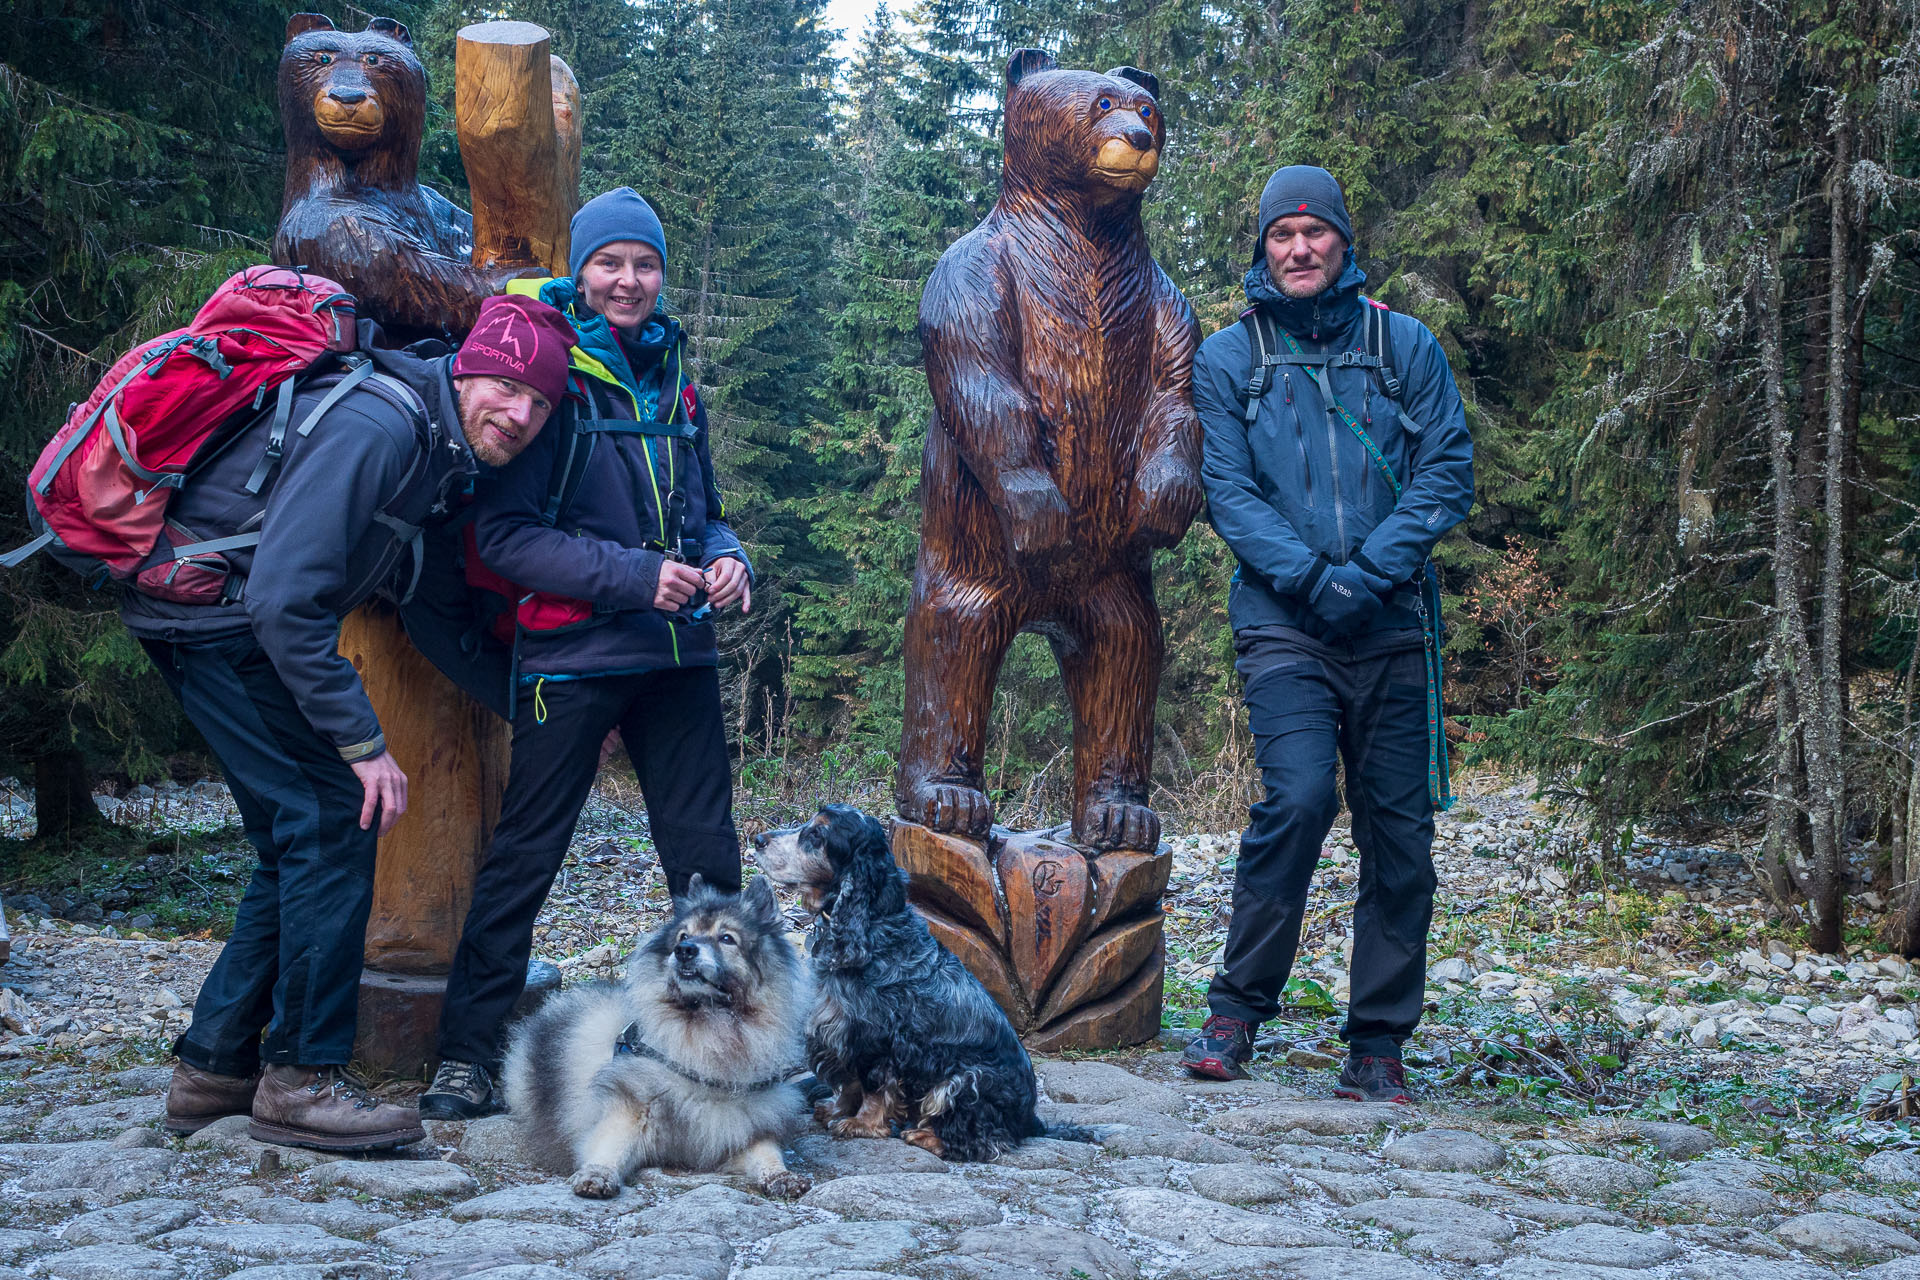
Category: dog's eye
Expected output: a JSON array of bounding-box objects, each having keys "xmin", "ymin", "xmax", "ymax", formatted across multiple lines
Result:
[
  {"xmin": 676, "ymin": 931, "xmax": 688, "ymax": 943},
  {"xmin": 719, "ymin": 933, "xmax": 736, "ymax": 947}
]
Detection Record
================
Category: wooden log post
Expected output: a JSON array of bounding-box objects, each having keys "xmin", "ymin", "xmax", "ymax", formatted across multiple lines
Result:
[
  {"xmin": 458, "ymin": 21, "xmax": 579, "ymax": 274},
  {"xmin": 339, "ymin": 20, "xmax": 582, "ymax": 1077}
]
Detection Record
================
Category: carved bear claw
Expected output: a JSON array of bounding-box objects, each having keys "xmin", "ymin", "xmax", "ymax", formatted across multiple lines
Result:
[
  {"xmin": 903, "ymin": 780, "xmax": 994, "ymax": 840},
  {"xmin": 1078, "ymin": 798, "xmax": 1160, "ymax": 852},
  {"xmin": 1132, "ymin": 456, "xmax": 1206, "ymax": 550}
]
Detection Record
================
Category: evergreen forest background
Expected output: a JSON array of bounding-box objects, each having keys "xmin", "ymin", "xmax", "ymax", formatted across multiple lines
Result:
[{"xmin": 4, "ymin": 0, "xmax": 1920, "ymax": 957}]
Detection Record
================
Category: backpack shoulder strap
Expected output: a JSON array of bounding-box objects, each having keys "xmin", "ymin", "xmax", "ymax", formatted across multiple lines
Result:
[
  {"xmin": 1362, "ymin": 297, "xmax": 1403, "ymax": 400},
  {"xmin": 1238, "ymin": 309, "xmax": 1276, "ymax": 427},
  {"xmin": 540, "ymin": 381, "xmax": 598, "ymax": 528},
  {"xmin": 1362, "ymin": 297, "xmax": 1426, "ymax": 437}
]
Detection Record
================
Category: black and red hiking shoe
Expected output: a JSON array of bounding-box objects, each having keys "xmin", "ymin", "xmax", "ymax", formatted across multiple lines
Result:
[
  {"xmin": 1334, "ymin": 1054, "xmax": 1414, "ymax": 1104},
  {"xmin": 1181, "ymin": 1015, "xmax": 1255, "ymax": 1081}
]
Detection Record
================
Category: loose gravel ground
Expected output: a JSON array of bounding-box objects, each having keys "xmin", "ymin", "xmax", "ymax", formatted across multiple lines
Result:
[{"xmin": 2, "ymin": 771, "xmax": 1918, "ymax": 1278}]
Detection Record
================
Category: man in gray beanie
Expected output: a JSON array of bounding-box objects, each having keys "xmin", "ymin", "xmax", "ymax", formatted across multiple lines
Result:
[{"xmin": 1182, "ymin": 165, "xmax": 1474, "ymax": 1101}]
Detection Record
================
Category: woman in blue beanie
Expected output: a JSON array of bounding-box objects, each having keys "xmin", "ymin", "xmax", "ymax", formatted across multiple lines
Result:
[{"xmin": 421, "ymin": 187, "xmax": 754, "ymax": 1119}]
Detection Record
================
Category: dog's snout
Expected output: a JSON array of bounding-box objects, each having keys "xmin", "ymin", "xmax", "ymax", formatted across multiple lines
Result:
[
  {"xmin": 751, "ymin": 830, "xmax": 769, "ymax": 851},
  {"xmin": 1124, "ymin": 125, "xmax": 1154, "ymax": 152},
  {"xmin": 674, "ymin": 940, "xmax": 699, "ymax": 965}
]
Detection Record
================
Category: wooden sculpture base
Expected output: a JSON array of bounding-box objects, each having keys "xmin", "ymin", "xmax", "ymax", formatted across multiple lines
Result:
[
  {"xmin": 892, "ymin": 820, "xmax": 1168, "ymax": 1051},
  {"xmin": 355, "ymin": 959, "xmax": 560, "ymax": 1079}
]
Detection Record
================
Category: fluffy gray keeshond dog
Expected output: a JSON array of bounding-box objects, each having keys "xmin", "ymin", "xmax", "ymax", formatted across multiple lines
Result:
[{"xmin": 500, "ymin": 874, "xmax": 813, "ymax": 1199}]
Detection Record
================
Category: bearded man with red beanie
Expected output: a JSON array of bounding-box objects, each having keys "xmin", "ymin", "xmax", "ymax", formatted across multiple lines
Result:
[{"xmin": 147, "ymin": 294, "xmax": 572, "ymax": 1151}]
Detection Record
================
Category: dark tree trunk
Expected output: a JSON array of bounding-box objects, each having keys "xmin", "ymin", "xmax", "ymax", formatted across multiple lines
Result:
[{"xmin": 32, "ymin": 749, "xmax": 98, "ymax": 840}]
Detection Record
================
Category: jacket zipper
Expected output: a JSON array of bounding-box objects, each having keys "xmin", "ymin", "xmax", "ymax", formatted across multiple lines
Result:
[
  {"xmin": 1284, "ymin": 373, "xmax": 1312, "ymax": 508},
  {"xmin": 1324, "ymin": 372, "xmax": 1348, "ymax": 558}
]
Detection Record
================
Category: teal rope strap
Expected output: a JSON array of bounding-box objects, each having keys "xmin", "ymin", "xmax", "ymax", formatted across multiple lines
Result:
[{"xmin": 1279, "ymin": 327, "xmax": 1454, "ymax": 812}]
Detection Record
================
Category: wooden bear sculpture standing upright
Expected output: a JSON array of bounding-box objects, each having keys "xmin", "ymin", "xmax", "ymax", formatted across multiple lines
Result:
[{"xmin": 895, "ymin": 50, "xmax": 1202, "ymax": 1049}]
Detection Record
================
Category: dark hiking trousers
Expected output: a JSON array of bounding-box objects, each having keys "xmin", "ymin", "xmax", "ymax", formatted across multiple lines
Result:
[
  {"xmin": 436, "ymin": 664, "xmax": 742, "ymax": 1070},
  {"xmin": 1206, "ymin": 625, "xmax": 1437, "ymax": 1059},
  {"xmin": 142, "ymin": 635, "xmax": 377, "ymax": 1074}
]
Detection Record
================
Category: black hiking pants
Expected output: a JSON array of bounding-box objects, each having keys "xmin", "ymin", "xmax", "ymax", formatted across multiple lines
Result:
[
  {"xmin": 142, "ymin": 634, "xmax": 377, "ymax": 1074},
  {"xmin": 436, "ymin": 664, "xmax": 741, "ymax": 1071},
  {"xmin": 1206, "ymin": 626, "xmax": 1437, "ymax": 1059}
]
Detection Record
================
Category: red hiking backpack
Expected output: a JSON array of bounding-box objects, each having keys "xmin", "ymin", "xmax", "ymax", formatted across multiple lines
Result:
[{"xmin": 2, "ymin": 266, "xmax": 357, "ymax": 588}]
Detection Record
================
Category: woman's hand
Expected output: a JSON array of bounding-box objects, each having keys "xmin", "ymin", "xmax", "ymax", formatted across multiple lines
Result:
[
  {"xmin": 706, "ymin": 557, "xmax": 752, "ymax": 614},
  {"xmin": 655, "ymin": 560, "xmax": 706, "ymax": 611}
]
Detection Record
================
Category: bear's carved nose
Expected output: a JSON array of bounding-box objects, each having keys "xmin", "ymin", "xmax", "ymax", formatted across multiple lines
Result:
[
  {"xmin": 328, "ymin": 85, "xmax": 369, "ymax": 106},
  {"xmin": 1124, "ymin": 125, "xmax": 1154, "ymax": 152}
]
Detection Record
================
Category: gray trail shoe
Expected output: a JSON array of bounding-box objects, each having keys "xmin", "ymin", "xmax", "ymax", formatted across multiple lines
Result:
[
  {"xmin": 419, "ymin": 1058, "xmax": 503, "ymax": 1120},
  {"xmin": 249, "ymin": 1065, "xmax": 424, "ymax": 1151}
]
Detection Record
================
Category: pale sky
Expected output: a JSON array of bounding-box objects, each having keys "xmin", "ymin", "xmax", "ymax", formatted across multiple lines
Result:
[{"xmin": 822, "ymin": 0, "xmax": 888, "ymax": 61}]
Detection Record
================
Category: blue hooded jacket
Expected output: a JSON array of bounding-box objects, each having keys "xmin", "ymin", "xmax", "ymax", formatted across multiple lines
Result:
[{"xmin": 1195, "ymin": 249, "xmax": 1474, "ymax": 639}]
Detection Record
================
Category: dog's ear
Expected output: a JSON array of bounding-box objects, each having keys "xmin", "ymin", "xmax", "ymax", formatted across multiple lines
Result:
[{"xmin": 740, "ymin": 874, "xmax": 781, "ymax": 926}]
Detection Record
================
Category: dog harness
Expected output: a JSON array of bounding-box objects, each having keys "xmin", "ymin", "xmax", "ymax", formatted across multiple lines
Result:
[{"xmin": 613, "ymin": 1021, "xmax": 798, "ymax": 1095}]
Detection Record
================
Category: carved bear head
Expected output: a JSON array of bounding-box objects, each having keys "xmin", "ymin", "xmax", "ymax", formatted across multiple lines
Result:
[
  {"xmin": 278, "ymin": 13, "xmax": 425, "ymax": 167},
  {"xmin": 1002, "ymin": 50, "xmax": 1163, "ymax": 207}
]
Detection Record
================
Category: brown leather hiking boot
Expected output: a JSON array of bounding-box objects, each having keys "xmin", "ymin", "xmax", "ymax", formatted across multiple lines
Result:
[
  {"xmin": 164, "ymin": 1062, "xmax": 260, "ymax": 1135},
  {"xmin": 249, "ymin": 1065, "xmax": 424, "ymax": 1152}
]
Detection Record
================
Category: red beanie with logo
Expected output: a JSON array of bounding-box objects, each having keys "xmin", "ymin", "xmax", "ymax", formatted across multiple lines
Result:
[{"xmin": 454, "ymin": 295, "xmax": 576, "ymax": 404}]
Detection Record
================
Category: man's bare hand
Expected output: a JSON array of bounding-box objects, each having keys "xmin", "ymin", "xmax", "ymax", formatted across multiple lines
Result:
[
  {"xmin": 706, "ymin": 557, "xmax": 751, "ymax": 613},
  {"xmin": 655, "ymin": 560, "xmax": 705, "ymax": 611},
  {"xmin": 350, "ymin": 750, "xmax": 408, "ymax": 836},
  {"xmin": 599, "ymin": 728, "xmax": 622, "ymax": 767}
]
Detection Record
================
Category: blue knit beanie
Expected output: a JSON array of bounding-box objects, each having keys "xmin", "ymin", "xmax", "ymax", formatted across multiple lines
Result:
[
  {"xmin": 1254, "ymin": 166, "xmax": 1352, "ymax": 265},
  {"xmin": 568, "ymin": 187, "xmax": 668, "ymax": 281}
]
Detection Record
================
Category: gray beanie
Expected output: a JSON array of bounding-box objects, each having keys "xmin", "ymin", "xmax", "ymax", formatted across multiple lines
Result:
[
  {"xmin": 568, "ymin": 187, "xmax": 668, "ymax": 281},
  {"xmin": 1254, "ymin": 166, "xmax": 1352, "ymax": 264}
]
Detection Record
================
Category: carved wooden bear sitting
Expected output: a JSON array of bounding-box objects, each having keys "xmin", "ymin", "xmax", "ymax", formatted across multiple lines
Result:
[
  {"xmin": 898, "ymin": 49, "xmax": 1203, "ymax": 852},
  {"xmin": 276, "ymin": 13, "xmax": 497, "ymax": 336}
]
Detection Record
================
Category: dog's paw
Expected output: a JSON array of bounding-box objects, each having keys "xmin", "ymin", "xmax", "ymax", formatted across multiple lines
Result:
[
  {"xmin": 758, "ymin": 1169, "xmax": 811, "ymax": 1200},
  {"xmin": 902, "ymin": 1126, "xmax": 948, "ymax": 1159},
  {"xmin": 569, "ymin": 1164, "xmax": 622, "ymax": 1199},
  {"xmin": 829, "ymin": 1115, "xmax": 892, "ymax": 1140}
]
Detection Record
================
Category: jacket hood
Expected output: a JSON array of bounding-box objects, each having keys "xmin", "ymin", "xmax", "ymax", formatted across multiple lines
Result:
[
  {"xmin": 507, "ymin": 276, "xmax": 683, "ymax": 412},
  {"xmin": 1243, "ymin": 247, "xmax": 1367, "ymax": 337}
]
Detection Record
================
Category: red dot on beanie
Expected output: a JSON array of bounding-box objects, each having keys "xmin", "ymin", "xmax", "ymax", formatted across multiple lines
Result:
[{"xmin": 454, "ymin": 295, "xmax": 576, "ymax": 405}]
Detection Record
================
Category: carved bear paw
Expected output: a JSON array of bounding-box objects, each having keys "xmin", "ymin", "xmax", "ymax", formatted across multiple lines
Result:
[
  {"xmin": 569, "ymin": 1164, "xmax": 623, "ymax": 1199},
  {"xmin": 901, "ymin": 779, "xmax": 993, "ymax": 839},
  {"xmin": 1077, "ymin": 798, "xmax": 1160, "ymax": 852}
]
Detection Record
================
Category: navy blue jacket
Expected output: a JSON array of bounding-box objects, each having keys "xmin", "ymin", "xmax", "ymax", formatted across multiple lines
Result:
[
  {"xmin": 120, "ymin": 344, "xmax": 497, "ymax": 759},
  {"xmin": 1197, "ymin": 254, "xmax": 1474, "ymax": 638},
  {"xmin": 470, "ymin": 279, "xmax": 748, "ymax": 679}
]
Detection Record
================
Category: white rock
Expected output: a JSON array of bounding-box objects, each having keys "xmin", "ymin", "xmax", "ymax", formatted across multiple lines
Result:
[
  {"xmin": 1102, "ymin": 1187, "xmax": 1343, "ymax": 1248},
  {"xmin": 304, "ymin": 1159, "xmax": 477, "ymax": 1199},
  {"xmin": 799, "ymin": 1173, "xmax": 999, "ymax": 1226}
]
